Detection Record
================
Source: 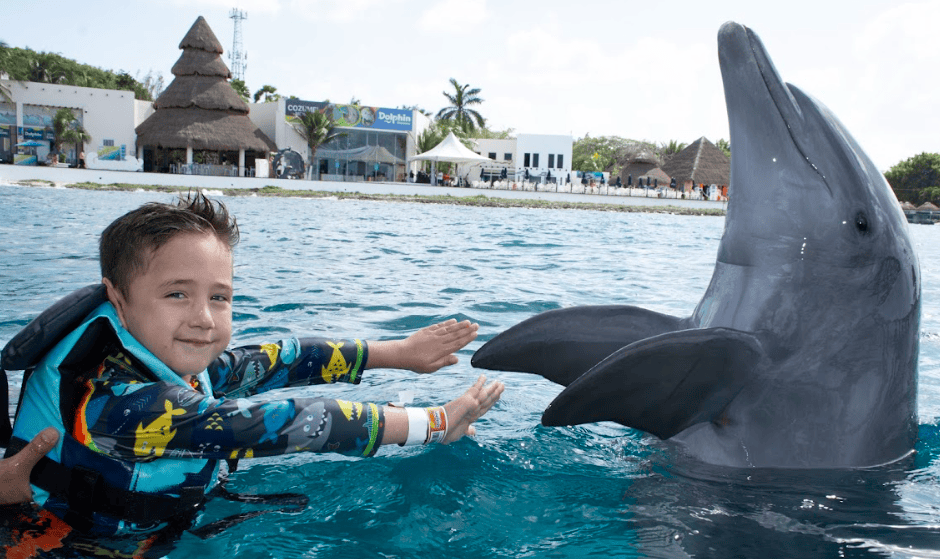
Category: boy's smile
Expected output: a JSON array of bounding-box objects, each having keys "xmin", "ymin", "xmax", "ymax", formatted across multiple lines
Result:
[{"xmin": 105, "ymin": 232, "xmax": 234, "ymax": 379}]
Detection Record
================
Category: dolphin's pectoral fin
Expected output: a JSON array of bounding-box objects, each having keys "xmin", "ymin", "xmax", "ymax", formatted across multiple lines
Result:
[
  {"xmin": 471, "ymin": 305, "xmax": 688, "ymax": 387},
  {"xmin": 541, "ymin": 328, "xmax": 765, "ymax": 439}
]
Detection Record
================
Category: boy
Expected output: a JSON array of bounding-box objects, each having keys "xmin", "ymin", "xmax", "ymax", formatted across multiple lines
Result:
[{"xmin": 4, "ymin": 192, "xmax": 503, "ymax": 537}]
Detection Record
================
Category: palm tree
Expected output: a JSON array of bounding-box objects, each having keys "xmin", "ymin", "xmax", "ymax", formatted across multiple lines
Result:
[
  {"xmin": 659, "ymin": 140, "xmax": 687, "ymax": 159},
  {"xmin": 253, "ymin": 84, "xmax": 279, "ymax": 103},
  {"xmin": 230, "ymin": 79, "xmax": 250, "ymax": 103},
  {"xmin": 61, "ymin": 120, "xmax": 91, "ymax": 165},
  {"xmin": 436, "ymin": 78, "xmax": 484, "ymax": 133},
  {"xmin": 52, "ymin": 108, "xmax": 77, "ymax": 157},
  {"xmin": 292, "ymin": 109, "xmax": 344, "ymax": 179}
]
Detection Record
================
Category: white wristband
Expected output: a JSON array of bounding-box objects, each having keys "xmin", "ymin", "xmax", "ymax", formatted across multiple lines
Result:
[{"xmin": 404, "ymin": 407, "xmax": 429, "ymax": 446}]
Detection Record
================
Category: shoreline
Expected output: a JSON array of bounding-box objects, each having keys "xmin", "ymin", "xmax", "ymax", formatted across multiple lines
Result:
[{"xmin": 0, "ymin": 166, "xmax": 727, "ymax": 217}]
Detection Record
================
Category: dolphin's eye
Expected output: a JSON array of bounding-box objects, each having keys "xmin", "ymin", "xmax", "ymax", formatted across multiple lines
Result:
[{"xmin": 855, "ymin": 212, "xmax": 870, "ymax": 235}]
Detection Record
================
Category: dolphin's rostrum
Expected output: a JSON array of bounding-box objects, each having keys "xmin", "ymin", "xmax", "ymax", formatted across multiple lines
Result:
[{"xmin": 472, "ymin": 22, "xmax": 920, "ymax": 469}]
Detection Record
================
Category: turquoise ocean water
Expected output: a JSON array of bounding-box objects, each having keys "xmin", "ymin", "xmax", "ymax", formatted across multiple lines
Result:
[{"xmin": 2, "ymin": 184, "xmax": 940, "ymax": 557}]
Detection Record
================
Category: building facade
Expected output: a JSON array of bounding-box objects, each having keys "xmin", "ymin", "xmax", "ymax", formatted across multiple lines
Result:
[
  {"xmin": 268, "ymin": 98, "xmax": 430, "ymax": 182},
  {"xmin": 473, "ymin": 133, "xmax": 572, "ymax": 184},
  {"xmin": 1, "ymin": 79, "xmax": 570, "ymax": 185},
  {"xmin": 0, "ymin": 79, "xmax": 148, "ymax": 166}
]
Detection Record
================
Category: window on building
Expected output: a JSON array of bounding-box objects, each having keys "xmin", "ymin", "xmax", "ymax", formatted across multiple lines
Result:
[
  {"xmin": 103, "ymin": 139, "xmax": 115, "ymax": 147},
  {"xmin": 524, "ymin": 153, "xmax": 530, "ymax": 167},
  {"xmin": 504, "ymin": 153, "xmax": 512, "ymax": 161},
  {"xmin": 488, "ymin": 152, "xmax": 497, "ymax": 160},
  {"xmin": 532, "ymin": 153, "xmax": 539, "ymax": 168},
  {"xmin": 557, "ymin": 154, "xmax": 564, "ymax": 168},
  {"xmin": 548, "ymin": 154, "xmax": 555, "ymax": 168}
]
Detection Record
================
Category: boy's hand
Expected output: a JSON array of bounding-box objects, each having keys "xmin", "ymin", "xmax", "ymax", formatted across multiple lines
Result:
[
  {"xmin": 368, "ymin": 319, "xmax": 479, "ymax": 374},
  {"xmin": 442, "ymin": 375, "xmax": 504, "ymax": 444},
  {"xmin": 404, "ymin": 319, "xmax": 479, "ymax": 373},
  {"xmin": 0, "ymin": 427, "xmax": 58, "ymax": 504}
]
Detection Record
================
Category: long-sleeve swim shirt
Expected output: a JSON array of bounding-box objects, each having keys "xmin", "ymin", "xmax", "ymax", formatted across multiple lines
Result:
[{"xmin": 71, "ymin": 337, "xmax": 387, "ymax": 462}]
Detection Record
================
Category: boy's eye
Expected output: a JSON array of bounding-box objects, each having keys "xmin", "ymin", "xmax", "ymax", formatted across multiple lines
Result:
[
  {"xmin": 211, "ymin": 294, "xmax": 230, "ymax": 303},
  {"xmin": 167, "ymin": 292, "xmax": 185, "ymax": 299}
]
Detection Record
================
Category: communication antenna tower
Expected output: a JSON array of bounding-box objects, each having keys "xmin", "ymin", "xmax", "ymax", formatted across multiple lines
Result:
[{"xmin": 229, "ymin": 8, "xmax": 248, "ymax": 82}]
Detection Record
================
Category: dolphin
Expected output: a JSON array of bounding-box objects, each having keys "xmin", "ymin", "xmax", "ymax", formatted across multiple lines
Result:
[{"xmin": 471, "ymin": 21, "xmax": 921, "ymax": 469}]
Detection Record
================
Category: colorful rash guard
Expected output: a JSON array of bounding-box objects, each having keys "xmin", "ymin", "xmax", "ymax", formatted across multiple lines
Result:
[{"xmin": 71, "ymin": 337, "xmax": 386, "ymax": 463}]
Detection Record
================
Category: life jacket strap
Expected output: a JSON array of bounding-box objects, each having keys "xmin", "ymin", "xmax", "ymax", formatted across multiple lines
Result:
[
  {"xmin": 6, "ymin": 436, "xmax": 207, "ymax": 532},
  {"xmin": 0, "ymin": 368, "xmax": 11, "ymax": 447}
]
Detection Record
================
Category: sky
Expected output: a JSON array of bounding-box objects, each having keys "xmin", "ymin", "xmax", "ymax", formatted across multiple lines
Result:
[{"xmin": 3, "ymin": 0, "xmax": 938, "ymax": 171}]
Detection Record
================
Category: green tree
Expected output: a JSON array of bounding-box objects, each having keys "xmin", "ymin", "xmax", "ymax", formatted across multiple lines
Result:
[
  {"xmin": 230, "ymin": 79, "xmax": 250, "ymax": 102},
  {"xmin": 659, "ymin": 140, "xmax": 687, "ymax": 159},
  {"xmin": 716, "ymin": 138, "xmax": 731, "ymax": 158},
  {"xmin": 0, "ymin": 41, "xmax": 11, "ymax": 104},
  {"xmin": 470, "ymin": 126, "xmax": 515, "ymax": 140},
  {"xmin": 572, "ymin": 135, "xmax": 658, "ymax": 173},
  {"xmin": 436, "ymin": 78, "xmax": 484, "ymax": 133},
  {"xmin": 137, "ymin": 70, "xmax": 165, "ymax": 100},
  {"xmin": 60, "ymin": 118, "xmax": 91, "ymax": 163},
  {"xmin": 28, "ymin": 56, "xmax": 66, "ymax": 84},
  {"xmin": 292, "ymin": 109, "xmax": 344, "ymax": 179},
  {"xmin": 52, "ymin": 108, "xmax": 78, "ymax": 155},
  {"xmin": 884, "ymin": 152, "xmax": 940, "ymax": 205},
  {"xmin": 0, "ymin": 45, "xmax": 156, "ymax": 100},
  {"xmin": 399, "ymin": 104, "xmax": 432, "ymax": 118},
  {"xmin": 253, "ymin": 84, "xmax": 279, "ymax": 103}
]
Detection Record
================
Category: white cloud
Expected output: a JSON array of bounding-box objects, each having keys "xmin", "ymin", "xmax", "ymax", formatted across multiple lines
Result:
[
  {"xmin": 169, "ymin": 0, "xmax": 393, "ymax": 21},
  {"xmin": 848, "ymin": 1, "xmax": 940, "ymax": 168},
  {"xmin": 418, "ymin": 0, "xmax": 487, "ymax": 32}
]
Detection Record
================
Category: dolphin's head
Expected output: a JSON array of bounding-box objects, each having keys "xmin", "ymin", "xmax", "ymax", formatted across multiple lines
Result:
[
  {"xmin": 713, "ymin": 22, "xmax": 919, "ymax": 321},
  {"xmin": 693, "ymin": 23, "xmax": 921, "ymax": 467}
]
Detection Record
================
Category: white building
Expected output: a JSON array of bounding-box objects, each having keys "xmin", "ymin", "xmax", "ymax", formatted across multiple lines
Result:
[
  {"xmin": 472, "ymin": 133, "xmax": 572, "ymax": 185},
  {"xmin": 0, "ymin": 79, "xmax": 149, "ymax": 165}
]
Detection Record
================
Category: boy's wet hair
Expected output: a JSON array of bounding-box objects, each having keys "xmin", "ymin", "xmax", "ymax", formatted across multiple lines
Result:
[{"xmin": 100, "ymin": 191, "xmax": 239, "ymax": 296}]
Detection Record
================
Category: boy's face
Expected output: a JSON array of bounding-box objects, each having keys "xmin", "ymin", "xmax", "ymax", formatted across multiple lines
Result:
[{"xmin": 106, "ymin": 232, "xmax": 234, "ymax": 378}]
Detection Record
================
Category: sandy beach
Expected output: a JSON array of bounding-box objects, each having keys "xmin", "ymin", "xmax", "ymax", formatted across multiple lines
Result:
[{"xmin": 0, "ymin": 164, "xmax": 727, "ymax": 216}]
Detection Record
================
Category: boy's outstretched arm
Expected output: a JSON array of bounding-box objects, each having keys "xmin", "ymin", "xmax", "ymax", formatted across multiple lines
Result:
[
  {"xmin": 367, "ymin": 318, "xmax": 479, "ymax": 373},
  {"xmin": 381, "ymin": 375, "xmax": 504, "ymax": 445}
]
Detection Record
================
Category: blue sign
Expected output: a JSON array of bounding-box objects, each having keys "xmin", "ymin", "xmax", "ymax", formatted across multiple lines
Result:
[
  {"xmin": 23, "ymin": 127, "xmax": 44, "ymax": 140},
  {"xmin": 285, "ymin": 98, "xmax": 413, "ymax": 132}
]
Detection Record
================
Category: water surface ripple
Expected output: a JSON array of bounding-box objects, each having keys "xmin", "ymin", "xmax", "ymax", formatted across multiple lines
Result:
[{"xmin": 2, "ymin": 185, "xmax": 940, "ymax": 557}]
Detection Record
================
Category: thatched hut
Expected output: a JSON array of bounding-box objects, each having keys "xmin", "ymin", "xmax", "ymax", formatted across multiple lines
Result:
[
  {"xmin": 909, "ymin": 201, "xmax": 940, "ymax": 224},
  {"xmin": 661, "ymin": 137, "xmax": 730, "ymax": 195},
  {"xmin": 135, "ymin": 16, "xmax": 275, "ymax": 175},
  {"xmin": 620, "ymin": 150, "xmax": 671, "ymax": 188}
]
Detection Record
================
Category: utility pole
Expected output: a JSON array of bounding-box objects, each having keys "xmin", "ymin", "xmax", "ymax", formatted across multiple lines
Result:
[{"xmin": 229, "ymin": 8, "xmax": 247, "ymax": 82}]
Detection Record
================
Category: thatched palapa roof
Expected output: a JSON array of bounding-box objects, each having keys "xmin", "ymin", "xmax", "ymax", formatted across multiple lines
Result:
[
  {"xmin": 178, "ymin": 16, "xmax": 224, "ymax": 54},
  {"xmin": 620, "ymin": 160, "xmax": 670, "ymax": 186},
  {"xmin": 136, "ymin": 109, "xmax": 275, "ymax": 151},
  {"xmin": 171, "ymin": 50, "xmax": 232, "ymax": 79},
  {"xmin": 136, "ymin": 16, "xmax": 275, "ymax": 153},
  {"xmin": 154, "ymin": 76, "xmax": 247, "ymax": 111},
  {"xmin": 661, "ymin": 137, "xmax": 730, "ymax": 186}
]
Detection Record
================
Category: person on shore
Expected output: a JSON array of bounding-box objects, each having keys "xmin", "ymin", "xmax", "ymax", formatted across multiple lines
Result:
[
  {"xmin": 78, "ymin": 150, "xmax": 85, "ymax": 169},
  {"xmin": 3, "ymin": 192, "xmax": 503, "ymax": 541}
]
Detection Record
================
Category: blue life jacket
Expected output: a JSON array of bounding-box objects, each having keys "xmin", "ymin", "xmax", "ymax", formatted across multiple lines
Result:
[{"xmin": 3, "ymin": 285, "xmax": 219, "ymax": 535}]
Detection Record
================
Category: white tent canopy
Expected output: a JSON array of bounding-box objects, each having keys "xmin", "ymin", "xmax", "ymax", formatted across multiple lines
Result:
[
  {"xmin": 410, "ymin": 131, "xmax": 491, "ymax": 185},
  {"xmin": 411, "ymin": 132, "xmax": 491, "ymax": 164}
]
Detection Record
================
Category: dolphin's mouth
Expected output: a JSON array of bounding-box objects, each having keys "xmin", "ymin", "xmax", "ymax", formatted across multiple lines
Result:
[{"xmin": 718, "ymin": 22, "xmax": 830, "ymax": 196}]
